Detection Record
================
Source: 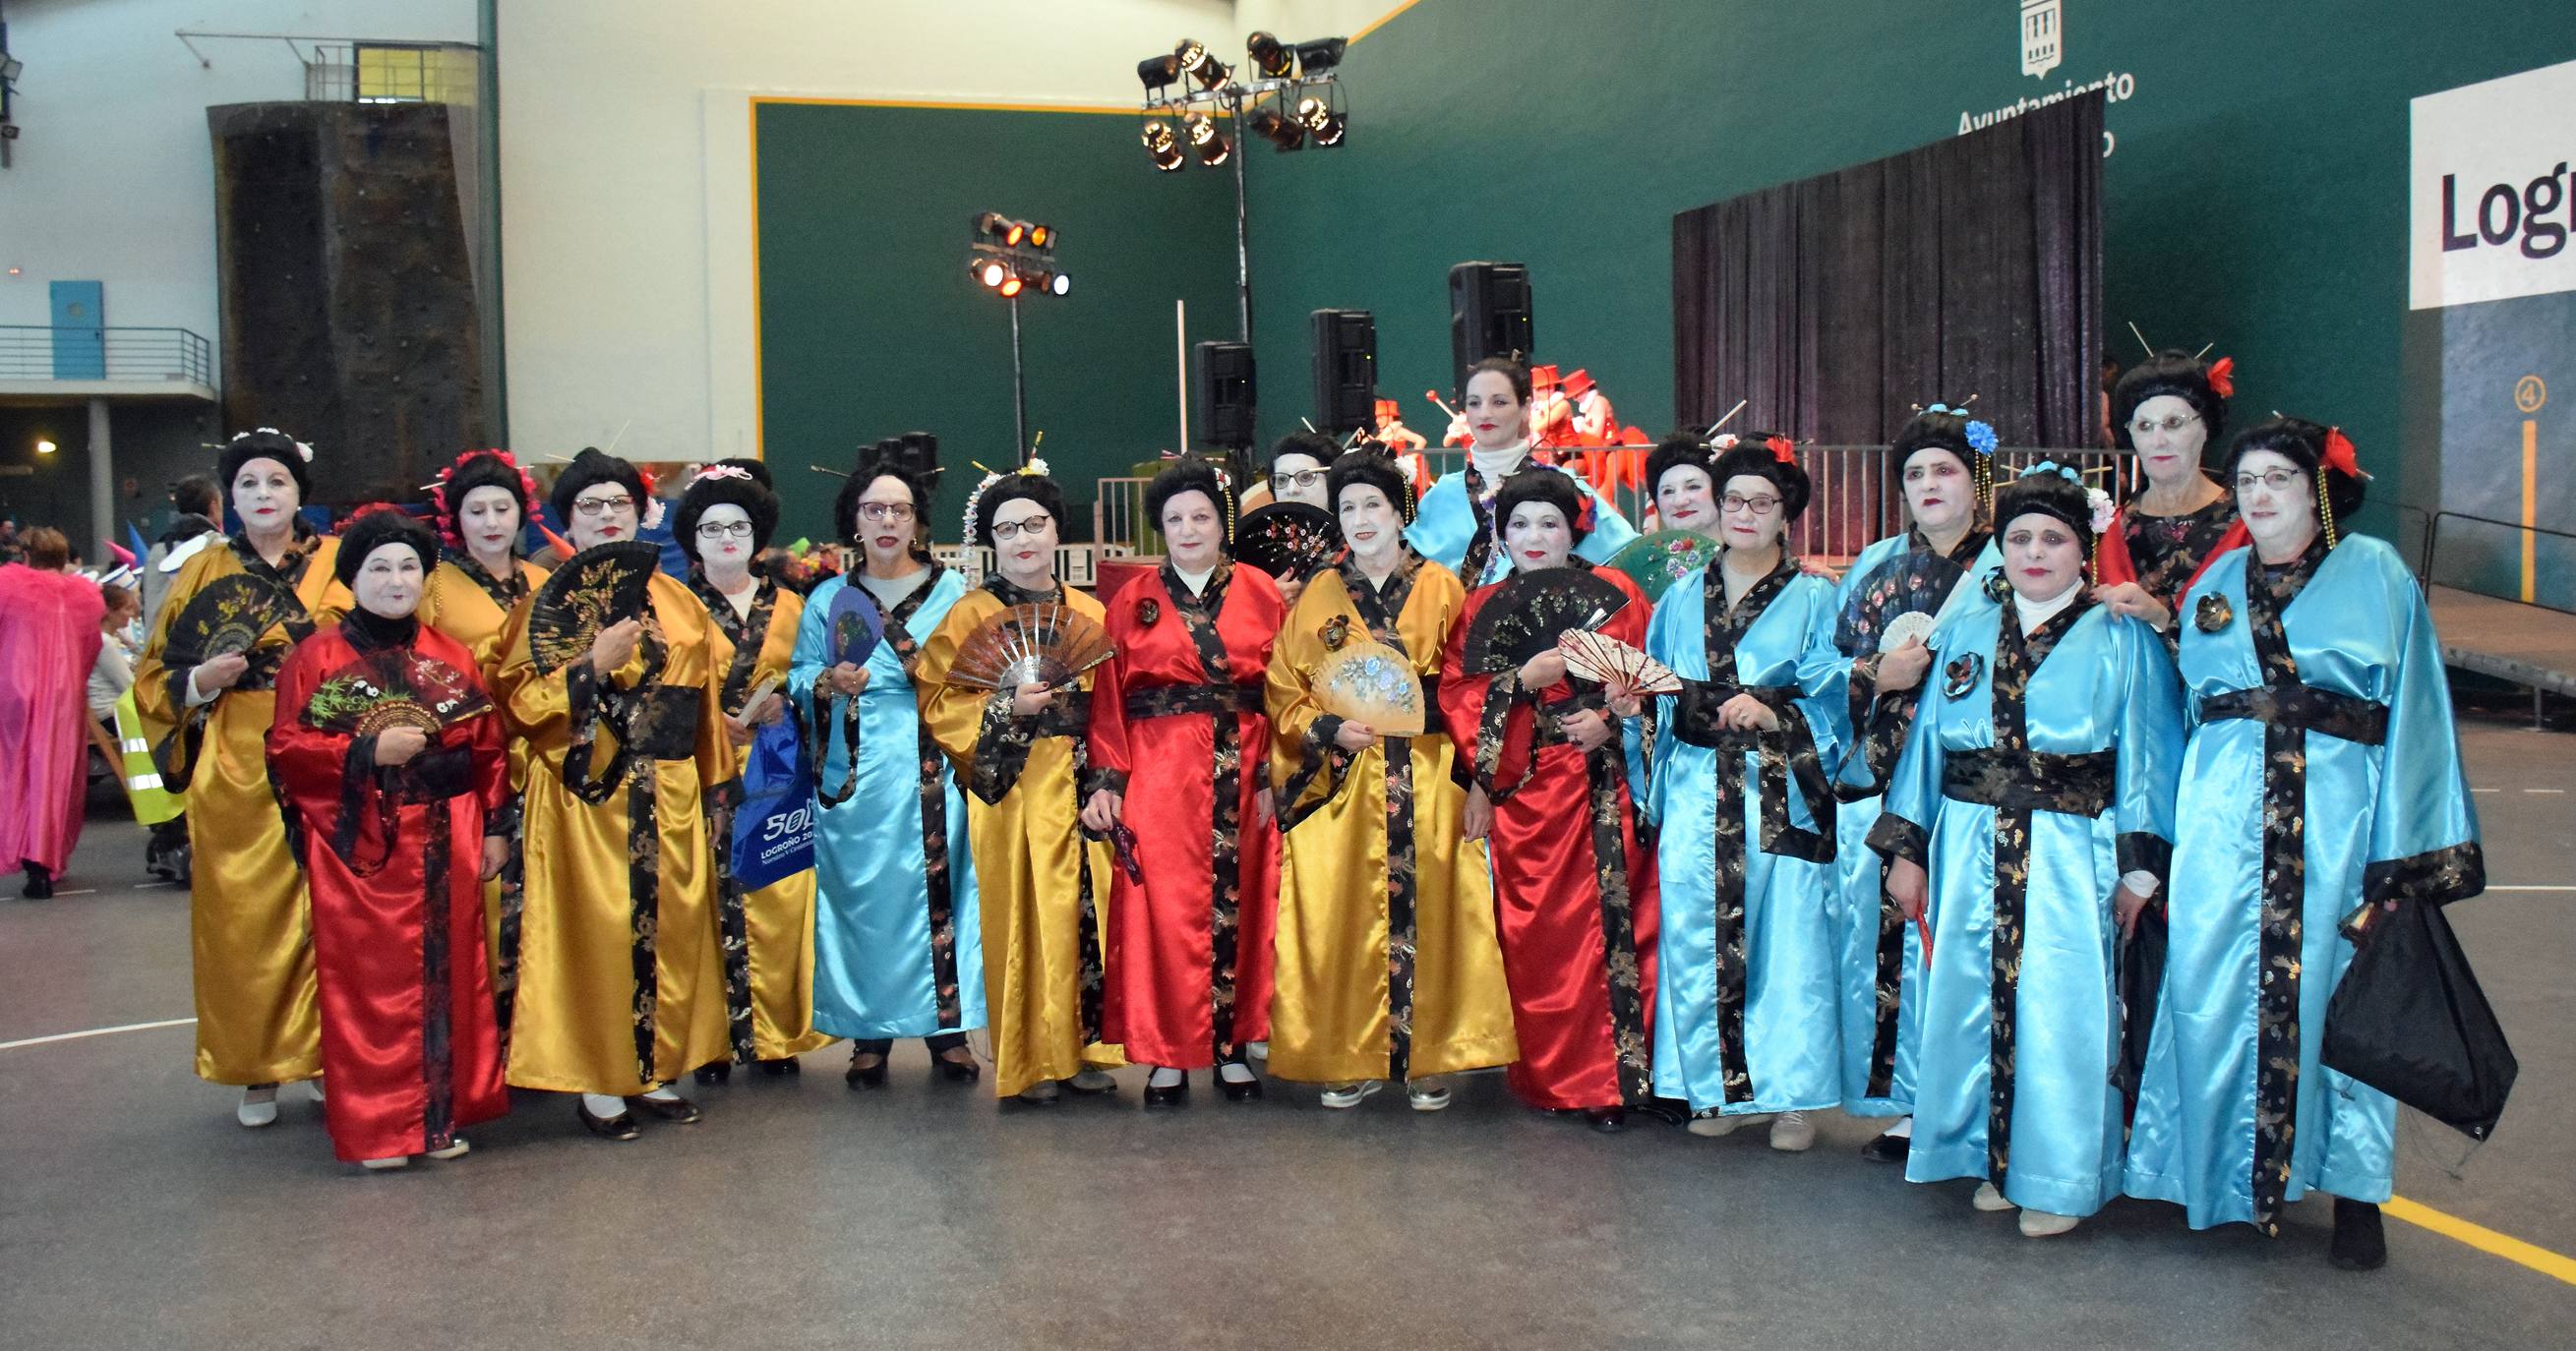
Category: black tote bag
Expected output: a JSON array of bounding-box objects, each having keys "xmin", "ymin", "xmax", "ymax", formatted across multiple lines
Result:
[{"xmin": 2321, "ymin": 898, "xmax": 2516, "ymax": 1141}]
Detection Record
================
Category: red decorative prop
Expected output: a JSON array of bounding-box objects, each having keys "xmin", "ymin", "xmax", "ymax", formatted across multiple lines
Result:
[
  {"xmin": 2204, "ymin": 355, "xmax": 2237, "ymax": 399},
  {"xmin": 2321, "ymin": 427, "xmax": 2363, "ymax": 479},
  {"xmin": 1764, "ymin": 435, "xmax": 1797, "ymax": 465}
]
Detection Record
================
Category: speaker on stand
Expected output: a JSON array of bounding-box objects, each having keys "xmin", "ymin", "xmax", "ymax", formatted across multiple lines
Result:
[
  {"xmin": 1447, "ymin": 261, "xmax": 1533, "ymax": 395},
  {"xmin": 1310, "ymin": 309, "xmax": 1377, "ymax": 438}
]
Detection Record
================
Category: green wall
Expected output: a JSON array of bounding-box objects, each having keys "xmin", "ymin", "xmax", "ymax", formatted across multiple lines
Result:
[
  {"xmin": 1243, "ymin": 0, "xmax": 2576, "ymax": 537},
  {"xmin": 754, "ymin": 100, "xmax": 1237, "ymax": 545}
]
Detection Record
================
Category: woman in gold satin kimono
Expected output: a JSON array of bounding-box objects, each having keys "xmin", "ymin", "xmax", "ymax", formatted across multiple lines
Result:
[
  {"xmin": 917, "ymin": 464, "xmax": 1123, "ymax": 1105},
  {"xmin": 1264, "ymin": 448, "xmax": 1517, "ymax": 1112},
  {"xmin": 677, "ymin": 460, "xmax": 833, "ymax": 1082},
  {"xmin": 494, "ymin": 448, "xmax": 737, "ymax": 1141},
  {"xmin": 416, "ymin": 448, "xmax": 551, "ymax": 1051},
  {"xmin": 134, "ymin": 428, "xmax": 349, "ymax": 1127}
]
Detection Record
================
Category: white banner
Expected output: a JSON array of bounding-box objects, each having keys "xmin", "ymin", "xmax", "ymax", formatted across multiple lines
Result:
[{"xmin": 2410, "ymin": 58, "xmax": 2576, "ymax": 311}]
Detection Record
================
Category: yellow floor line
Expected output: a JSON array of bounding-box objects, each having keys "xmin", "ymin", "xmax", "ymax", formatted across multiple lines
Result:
[{"xmin": 2386, "ymin": 1196, "xmax": 2576, "ymax": 1286}]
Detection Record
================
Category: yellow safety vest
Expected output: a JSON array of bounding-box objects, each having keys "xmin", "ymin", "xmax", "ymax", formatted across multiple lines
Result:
[{"xmin": 112, "ymin": 689, "xmax": 186, "ymax": 826}]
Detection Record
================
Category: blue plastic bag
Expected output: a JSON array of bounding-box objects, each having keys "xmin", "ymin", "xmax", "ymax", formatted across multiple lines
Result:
[{"xmin": 730, "ymin": 716, "xmax": 816, "ymax": 889}]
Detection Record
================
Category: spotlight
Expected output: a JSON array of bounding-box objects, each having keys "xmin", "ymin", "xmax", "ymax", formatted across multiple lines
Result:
[
  {"xmin": 1002, "ymin": 219, "xmax": 1029, "ymax": 247},
  {"xmin": 1297, "ymin": 96, "xmax": 1347, "ymax": 147},
  {"xmin": 1251, "ymin": 106, "xmax": 1304, "ymax": 152},
  {"xmin": 973, "ymin": 211, "xmax": 1013, "ymax": 244},
  {"xmin": 1175, "ymin": 39, "xmax": 1230, "ymax": 90},
  {"xmin": 1246, "ymin": 31, "xmax": 1293, "ymax": 79},
  {"xmin": 1027, "ymin": 222, "xmax": 1052, "ymax": 249},
  {"xmin": 1048, "ymin": 271, "xmax": 1072, "ymax": 297},
  {"xmin": 1141, "ymin": 120, "xmax": 1185, "ymax": 171},
  {"xmin": 998, "ymin": 271, "xmax": 1026, "ymax": 299},
  {"xmin": 34, "ymin": 439, "xmax": 56, "ymax": 455},
  {"xmin": 1137, "ymin": 53, "xmax": 1180, "ymax": 93},
  {"xmin": 1293, "ymin": 37, "xmax": 1347, "ymax": 75},
  {"xmin": 1185, "ymin": 113, "xmax": 1229, "ymax": 166},
  {"xmin": 975, "ymin": 259, "xmax": 1008, "ymax": 288}
]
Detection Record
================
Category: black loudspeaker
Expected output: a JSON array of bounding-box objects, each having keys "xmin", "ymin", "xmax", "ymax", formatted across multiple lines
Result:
[
  {"xmin": 1310, "ymin": 309, "xmax": 1377, "ymax": 436},
  {"xmin": 1196, "ymin": 340, "xmax": 1257, "ymax": 449},
  {"xmin": 1448, "ymin": 261, "xmax": 1532, "ymax": 395}
]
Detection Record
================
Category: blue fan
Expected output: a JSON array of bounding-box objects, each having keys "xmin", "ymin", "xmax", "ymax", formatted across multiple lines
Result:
[{"xmin": 828, "ymin": 583, "xmax": 886, "ymax": 668}]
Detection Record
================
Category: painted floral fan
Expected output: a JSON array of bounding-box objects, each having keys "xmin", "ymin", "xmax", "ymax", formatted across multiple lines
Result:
[
  {"xmin": 1314, "ymin": 633, "xmax": 1427, "ymax": 736},
  {"xmin": 941, "ymin": 602, "xmax": 1114, "ymax": 691},
  {"xmin": 162, "ymin": 573, "xmax": 302, "ymax": 670},
  {"xmin": 304, "ymin": 648, "xmax": 491, "ymax": 737},
  {"xmin": 1556, "ymin": 628, "xmax": 1682, "ymax": 695},
  {"xmin": 1235, "ymin": 502, "xmax": 1344, "ymax": 582},
  {"xmin": 827, "ymin": 584, "xmax": 885, "ymax": 668},
  {"xmin": 1460, "ymin": 566, "xmax": 1629, "ymax": 675},
  {"xmin": 526, "ymin": 540, "xmax": 662, "ymax": 675},
  {"xmin": 1604, "ymin": 529, "xmax": 1719, "ymax": 602},
  {"xmin": 1833, "ymin": 548, "xmax": 1974, "ymax": 659}
]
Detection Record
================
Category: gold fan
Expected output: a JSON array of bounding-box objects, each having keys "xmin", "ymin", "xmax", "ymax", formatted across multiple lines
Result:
[
  {"xmin": 1315, "ymin": 638, "xmax": 1427, "ymax": 736},
  {"xmin": 1557, "ymin": 628, "xmax": 1682, "ymax": 695},
  {"xmin": 941, "ymin": 602, "xmax": 1115, "ymax": 691}
]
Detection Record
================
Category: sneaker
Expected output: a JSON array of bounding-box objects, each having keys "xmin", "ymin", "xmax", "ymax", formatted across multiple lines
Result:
[
  {"xmin": 1767, "ymin": 1110, "xmax": 1815, "ymax": 1152},
  {"xmin": 1321, "ymin": 1081, "xmax": 1383, "ymax": 1109},
  {"xmin": 1407, "ymin": 1083, "xmax": 1452, "ymax": 1112},
  {"xmin": 2018, "ymin": 1208, "xmax": 2080, "ymax": 1238},
  {"xmin": 1247, "ymin": 1040, "xmax": 1270, "ymax": 1060},
  {"xmin": 1972, "ymin": 1181, "xmax": 2015, "ymax": 1212},
  {"xmin": 426, "ymin": 1138, "xmax": 471, "ymax": 1161},
  {"xmin": 237, "ymin": 1085, "xmax": 279, "ymax": 1129}
]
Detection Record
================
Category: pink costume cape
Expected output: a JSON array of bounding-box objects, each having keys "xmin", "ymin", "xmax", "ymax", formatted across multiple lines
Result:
[{"xmin": 0, "ymin": 564, "xmax": 106, "ymax": 874}]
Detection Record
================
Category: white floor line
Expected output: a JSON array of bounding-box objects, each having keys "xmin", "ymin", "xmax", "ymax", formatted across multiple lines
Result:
[
  {"xmin": 2487, "ymin": 885, "xmax": 2576, "ymax": 892},
  {"xmin": 52, "ymin": 888, "xmax": 98, "ymax": 897},
  {"xmin": 0, "ymin": 1017, "xmax": 197, "ymax": 1051},
  {"xmin": 2524, "ymin": 789, "xmax": 2567, "ymax": 794}
]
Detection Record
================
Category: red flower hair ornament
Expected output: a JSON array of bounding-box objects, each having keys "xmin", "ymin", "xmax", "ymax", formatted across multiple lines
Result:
[
  {"xmin": 2204, "ymin": 355, "xmax": 2237, "ymax": 399},
  {"xmin": 2320, "ymin": 427, "xmax": 2371, "ymax": 481},
  {"xmin": 1763, "ymin": 435, "xmax": 1797, "ymax": 465}
]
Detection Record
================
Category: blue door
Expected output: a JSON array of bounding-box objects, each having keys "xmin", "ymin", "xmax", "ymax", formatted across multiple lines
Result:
[{"xmin": 50, "ymin": 280, "xmax": 104, "ymax": 379}]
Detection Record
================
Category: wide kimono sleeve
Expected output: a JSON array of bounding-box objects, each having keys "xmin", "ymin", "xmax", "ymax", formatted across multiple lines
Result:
[
  {"xmin": 1864, "ymin": 650, "xmax": 1954, "ymax": 870},
  {"xmin": 2112, "ymin": 616, "xmax": 2185, "ymax": 883},
  {"xmin": 2360, "ymin": 563, "xmax": 2485, "ymax": 910},
  {"xmin": 1436, "ymin": 592, "xmax": 1541, "ymax": 800},
  {"xmin": 695, "ymin": 616, "xmax": 740, "ymax": 798},
  {"xmin": 1263, "ymin": 588, "xmax": 1353, "ymax": 826},
  {"xmin": 788, "ymin": 580, "xmax": 836, "ymax": 722},
  {"xmin": 266, "ymin": 636, "xmax": 360, "ymax": 847},
  {"xmin": 1085, "ymin": 618, "xmax": 1135, "ymax": 797}
]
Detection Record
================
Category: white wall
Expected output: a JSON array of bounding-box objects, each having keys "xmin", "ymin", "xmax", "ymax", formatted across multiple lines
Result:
[
  {"xmin": 0, "ymin": 0, "xmax": 479, "ymax": 360},
  {"xmin": 494, "ymin": 0, "xmax": 1249, "ymax": 464}
]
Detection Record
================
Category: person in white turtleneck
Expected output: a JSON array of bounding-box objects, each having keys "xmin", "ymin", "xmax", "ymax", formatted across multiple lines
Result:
[{"xmin": 1405, "ymin": 356, "xmax": 1638, "ymax": 585}]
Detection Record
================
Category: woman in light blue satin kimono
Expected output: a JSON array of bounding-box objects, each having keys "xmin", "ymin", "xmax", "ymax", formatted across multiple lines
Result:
[
  {"xmin": 1406, "ymin": 357, "xmax": 1635, "ymax": 588},
  {"xmin": 1872, "ymin": 465, "xmax": 2181, "ymax": 1238},
  {"xmin": 1822, "ymin": 408, "xmax": 2002, "ymax": 1157},
  {"xmin": 1644, "ymin": 436, "xmax": 1847, "ymax": 1151},
  {"xmin": 793, "ymin": 454, "xmax": 986, "ymax": 1090},
  {"xmin": 2125, "ymin": 417, "xmax": 2484, "ymax": 1272}
]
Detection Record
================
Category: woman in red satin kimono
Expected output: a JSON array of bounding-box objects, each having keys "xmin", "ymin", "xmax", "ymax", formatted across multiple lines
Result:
[
  {"xmin": 0, "ymin": 527, "xmax": 105, "ymax": 899},
  {"xmin": 1439, "ymin": 468, "xmax": 1660, "ymax": 1132},
  {"xmin": 1086, "ymin": 457, "xmax": 1287, "ymax": 1106},
  {"xmin": 269, "ymin": 509, "xmax": 510, "ymax": 1169}
]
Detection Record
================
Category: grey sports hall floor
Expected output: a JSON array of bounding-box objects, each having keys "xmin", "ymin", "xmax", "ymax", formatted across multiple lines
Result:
[{"xmin": 5, "ymin": 715, "xmax": 2570, "ymax": 1350}]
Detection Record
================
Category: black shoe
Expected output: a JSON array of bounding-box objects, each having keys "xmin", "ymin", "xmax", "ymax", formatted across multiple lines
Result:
[
  {"xmin": 626, "ymin": 1093, "xmax": 702, "ymax": 1124},
  {"xmin": 846, "ymin": 1054, "xmax": 888, "ymax": 1090},
  {"xmin": 692, "ymin": 1061, "xmax": 732, "ymax": 1086},
  {"xmin": 1587, "ymin": 1107, "xmax": 1627, "ymax": 1134},
  {"xmin": 757, "ymin": 1057, "xmax": 800, "ymax": 1078},
  {"xmin": 1061, "ymin": 1072, "xmax": 1118, "ymax": 1096},
  {"xmin": 575, "ymin": 1099, "xmax": 639, "ymax": 1141},
  {"xmin": 1860, "ymin": 1132, "xmax": 1911, "ymax": 1163},
  {"xmin": 21, "ymin": 864, "xmax": 51, "ymax": 900},
  {"xmin": 2330, "ymin": 1199, "xmax": 2388, "ymax": 1271},
  {"xmin": 1220, "ymin": 1074, "xmax": 1264, "ymax": 1103},
  {"xmin": 933, "ymin": 1052, "xmax": 980, "ymax": 1085},
  {"xmin": 1144, "ymin": 1075, "xmax": 1190, "ymax": 1108}
]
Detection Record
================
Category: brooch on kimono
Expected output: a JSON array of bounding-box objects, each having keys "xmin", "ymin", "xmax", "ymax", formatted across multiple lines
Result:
[
  {"xmin": 1982, "ymin": 567, "xmax": 2013, "ymax": 603},
  {"xmin": 2195, "ymin": 593, "xmax": 2234, "ymax": 633},
  {"xmin": 1943, "ymin": 652, "xmax": 1984, "ymax": 699},
  {"xmin": 1321, "ymin": 614, "xmax": 1351, "ymax": 652},
  {"xmin": 1138, "ymin": 598, "xmax": 1161, "ymax": 627}
]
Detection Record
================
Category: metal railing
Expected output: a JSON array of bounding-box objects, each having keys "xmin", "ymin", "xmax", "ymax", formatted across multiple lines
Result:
[
  {"xmin": 930, "ymin": 542, "xmax": 1134, "ymax": 588},
  {"xmin": 2423, "ymin": 509, "xmax": 2576, "ymax": 617},
  {"xmin": 0, "ymin": 325, "xmax": 213, "ymax": 386}
]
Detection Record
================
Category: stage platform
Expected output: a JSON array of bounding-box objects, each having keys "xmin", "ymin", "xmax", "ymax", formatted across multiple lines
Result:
[{"xmin": 2432, "ymin": 586, "xmax": 2576, "ymax": 723}]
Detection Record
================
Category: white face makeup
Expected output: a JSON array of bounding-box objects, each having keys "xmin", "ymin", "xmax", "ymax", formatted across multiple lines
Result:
[
  {"xmin": 231, "ymin": 459, "xmax": 300, "ymax": 532},
  {"xmin": 1718, "ymin": 473, "xmax": 1786, "ymax": 551},
  {"xmin": 2001, "ymin": 511, "xmax": 2086, "ymax": 603},
  {"xmin": 567, "ymin": 485, "xmax": 637, "ymax": 550},
  {"xmin": 1269, "ymin": 453, "xmax": 1328, "ymax": 508},
  {"xmin": 1901, "ymin": 449, "xmax": 1972, "ymax": 537},
  {"xmin": 989, "ymin": 501, "xmax": 1058, "ymax": 588},
  {"xmin": 1338, "ymin": 485, "xmax": 1402, "ymax": 566},
  {"xmin": 457, "ymin": 486, "xmax": 520, "ymax": 562},
  {"xmin": 353, "ymin": 542, "xmax": 426, "ymax": 619},
  {"xmin": 1503, "ymin": 500, "xmax": 1574, "ymax": 572},
  {"xmin": 1655, "ymin": 464, "xmax": 1719, "ymax": 540},
  {"xmin": 695, "ymin": 501, "xmax": 755, "ymax": 569},
  {"xmin": 2127, "ymin": 393, "xmax": 2209, "ymax": 490},
  {"xmin": 1463, "ymin": 370, "xmax": 1528, "ymax": 453},
  {"xmin": 2232, "ymin": 448, "xmax": 2318, "ymax": 555},
  {"xmin": 1161, "ymin": 489, "xmax": 1224, "ymax": 571},
  {"xmin": 854, "ymin": 475, "xmax": 919, "ymax": 567}
]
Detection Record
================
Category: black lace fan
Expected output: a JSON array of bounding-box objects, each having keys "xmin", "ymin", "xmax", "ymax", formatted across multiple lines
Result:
[
  {"xmin": 304, "ymin": 648, "xmax": 492, "ymax": 737},
  {"xmin": 1460, "ymin": 566, "xmax": 1629, "ymax": 675},
  {"xmin": 1234, "ymin": 502, "xmax": 1343, "ymax": 582},
  {"xmin": 527, "ymin": 540, "xmax": 662, "ymax": 675},
  {"xmin": 162, "ymin": 573, "xmax": 301, "ymax": 669}
]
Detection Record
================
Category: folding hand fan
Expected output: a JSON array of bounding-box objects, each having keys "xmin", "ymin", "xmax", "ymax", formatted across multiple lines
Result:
[
  {"xmin": 526, "ymin": 540, "xmax": 662, "ymax": 675},
  {"xmin": 1234, "ymin": 502, "xmax": 1344, "ymax": 581},
  {"xmin": 940, "ymin": 602, "xmax": 1115, "ymax": 691},
  {"xmin": 1604, "ymin": 529, "xmax": 1719, "ymax": 602},
  {"xmin": 1459, "ymin": 566, "xmax": 1629, "ymax": 676},
  {"xmin": 1314, "ymin": 637, "xmax": 1427, "ymax": 736},
  {"xmin": 1556, "ymin": 628, "xmax": 1682, "ymax": 695}
]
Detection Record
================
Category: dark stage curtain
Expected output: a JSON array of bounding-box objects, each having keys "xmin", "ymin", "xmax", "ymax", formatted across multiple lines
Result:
[{"xmin": 1672, "ymin": 89, "xmax": 2102, "ymax": 457}]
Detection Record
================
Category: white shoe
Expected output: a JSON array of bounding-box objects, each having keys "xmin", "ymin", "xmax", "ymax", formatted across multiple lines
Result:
[
  {"xmin": 1247, "ymin": 1040, "xmax": 1270, "ymax": 1060},
  {"xmin": 426, "ymin": 1138, "xmax": 471, "ymax": 1161},
  {"xmin": 1767, "ymin": 1111, "xmax": 1816, "ymax": 1152},
  {"xmin": 1321, "ymin": 1081, "xmax": 1384, "ymax": 1109},
  {"xmin": 237, "ymin": 1086, "xmax": 279, "ymax": 1129},
  {"xmin": 2019, "ymin": 1208, "xmax": 2080, "ymax": 1238},
  {"xmin": 1406, "ymin": 1083, "xmax": 1451, "ymax": 1112},
  {"xmin": 358, "ymin": 1155, "xmax": 409, "ymax": 1171},
  {"xmin": 1688, "ymin": 1109, "xmax": 1766, "ymax": 1138},
  {"xmin": 1972, "ymin": 1182, "xmax": 2015, "ymax": 1212}
]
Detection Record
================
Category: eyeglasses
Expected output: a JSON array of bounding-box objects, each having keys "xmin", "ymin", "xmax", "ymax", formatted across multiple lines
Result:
[
  {"xmin": 696, "ymin": 520, "xmax": 755, "ymax": 539},
  {"xmin": 990, "ymin": 515, "xmax": 1052, "ymax": 541},
  {"xmin": 2232, "ymin": 469, "xmax": 2306, "ymax": 493},
  {"xmin": 570, "ymin": 495, "xmax": 635, "ymax": 517},
  {"xmin": 857, "ymin": 502, "xmax": 916, "ymax": 522},
  {"xmin": 1272, "ymin": 469, "xmax": 1326, "ymax": 491},
  {"xmin": 2129, "ymin": 412, "xmax": 2203, "ymax": 438},
  {"xmin": 1720, "ymin": 494, "xmax": 1781, "ymax": 514}
]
